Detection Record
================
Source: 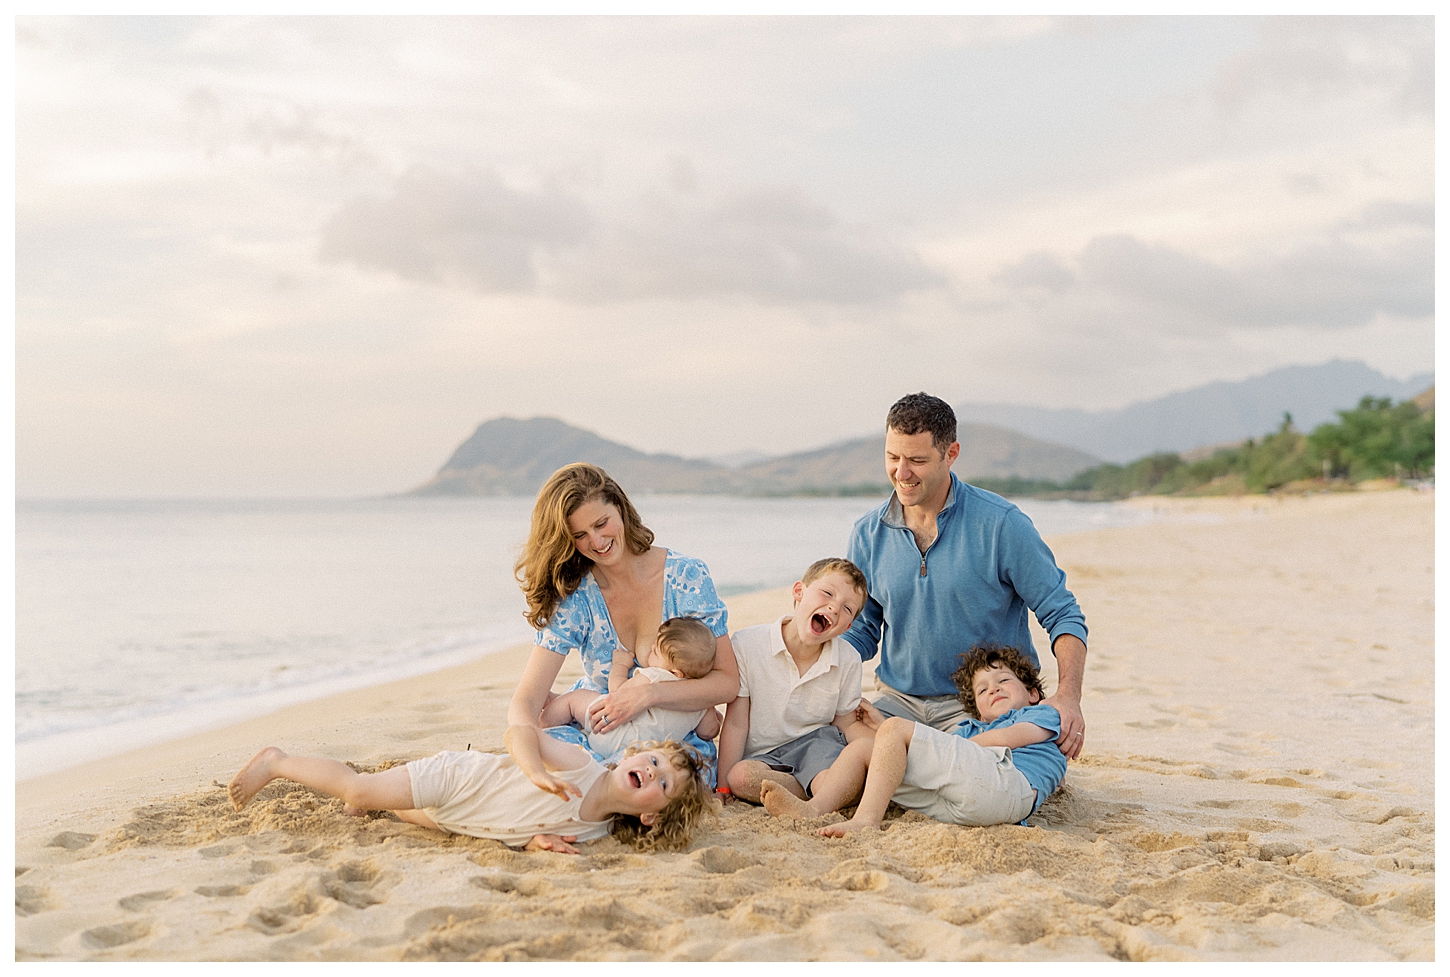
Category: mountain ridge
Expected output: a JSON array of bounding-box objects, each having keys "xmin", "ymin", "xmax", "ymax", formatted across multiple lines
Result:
[
  {"xmin": 411, "ymin": 417, "xmax": 1099, "ymax": 497},
  {"xmin": 954, "ymin": 360, "xmax": 1432, "ymax": 464},
  {"xmin": 409, "ymin": 360, "xmax": 1432, "ymax": 497}
]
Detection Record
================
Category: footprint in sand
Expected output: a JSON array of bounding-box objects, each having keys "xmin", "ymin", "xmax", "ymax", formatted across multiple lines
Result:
[
  {"xmin": 197, "ymin": 843, "xmax": 238, "ymax": 859},
  {"xmin": 693, "ymin": 846, "xmax": 759, "ymax": 875},
  {"xmin": 81, "ymin": 921, "xmax": 151, "ymax": 951},
  {"xmin": 16, "ymin": 884, "xmax": 55, "ymax": 916},
  {"xmin": 196, "ymin": 885, "xmax": 252, "ymax": 897},
  {"xmin": 471, "ymin": 871, "xmax": 551, "ymax": 896},
  {"xmin": 247, "ymin": 889, "xmax": 324, "ymax": 935},
  {"xmin": 320, "ymin": 859, "xmax": 388, "ymax": 909},
  {"xmin": 1213, "ymin": 742, "xmax": 1276, "ymax": 758},
  {"xmin": 46, "ymin": 831, "xmax": 96, "ymax": 851},
  {"xmin": 118, "ymin": 890, "xmax": 176, "ymax": 912}
]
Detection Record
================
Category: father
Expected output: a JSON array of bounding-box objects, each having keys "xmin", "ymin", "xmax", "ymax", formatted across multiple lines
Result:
[{"xmin": 842, "ymin": 392, "xmax": 1089, "ymax": 758}]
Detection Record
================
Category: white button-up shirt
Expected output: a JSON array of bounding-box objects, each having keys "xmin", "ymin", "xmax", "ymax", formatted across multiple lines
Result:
[{"xmin": 732, "ymin": 616, "xmax": 864, "ymax": 757}]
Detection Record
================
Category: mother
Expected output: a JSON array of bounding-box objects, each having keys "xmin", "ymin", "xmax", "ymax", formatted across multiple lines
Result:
[{"xmin": 507, "ymin": 463, "xmax": 737, "ymax": 772}]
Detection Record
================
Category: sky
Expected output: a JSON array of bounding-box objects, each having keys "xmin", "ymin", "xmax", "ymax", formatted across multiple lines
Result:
[{"xmin": 13, "ymin": 15, "xmax": 1436, "ymax": 497}]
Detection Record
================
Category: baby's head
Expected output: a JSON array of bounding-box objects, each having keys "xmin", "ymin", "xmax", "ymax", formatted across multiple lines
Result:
[
  {"xmin": 609, "ymin": 740, "xmax": 717, "ymax": 851},
  {"xmin": 951, "ymin": 644, "xmax": 1045, "ymax": 722},
  {"xmin": 648, "ymin": 616, "xmax": 717, "ymax": 679}
]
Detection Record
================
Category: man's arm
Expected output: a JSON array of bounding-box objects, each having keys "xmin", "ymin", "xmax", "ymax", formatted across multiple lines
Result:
[
  {"xmin": 1044, "ymin": 634, "xmax": 1086, "ymax": 759},
  {"xmin": 968, "ymin": 721, "xmax": 1054, "ymax": 750},
  {"xmin": 999, "ymin": 510, "xmax": 1088, "ymax": 758},
  {"xmin": 841, "ymin": 525, "xmax": 882, "ymax": 661}
]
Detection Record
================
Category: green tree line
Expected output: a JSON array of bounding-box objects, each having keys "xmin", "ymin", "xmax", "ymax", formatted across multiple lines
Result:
[{"xmin": 973, "ymin": 394, "xmax": 1434, "ymax": 501}]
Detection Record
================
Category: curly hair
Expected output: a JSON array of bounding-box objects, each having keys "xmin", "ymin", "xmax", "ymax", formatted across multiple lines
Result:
[
  {"xmin": 515, "ymin": 463, "xmax": 655, "ymax": 630},
  {"xmin": 608, "ymin": 740, "xmax": 717, "ymax": 852},
  {"xmin": 886, "ymin": 392, "xmax": 957, "ymax": 455},
  {"xmin": 951, "ymin": 643, "xmax": 1045, "ymax": 719}
]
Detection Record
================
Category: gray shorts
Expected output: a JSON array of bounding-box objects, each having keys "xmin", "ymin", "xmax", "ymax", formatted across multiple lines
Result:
[{"xmin": 745, "ymin": 725, "xmax": 848, "ymax": 795}]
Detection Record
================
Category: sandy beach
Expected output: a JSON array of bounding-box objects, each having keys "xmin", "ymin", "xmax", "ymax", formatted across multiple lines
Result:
[{"xmin": 14, "ymin": 489, "xmax": 1434, "ymax": 961}]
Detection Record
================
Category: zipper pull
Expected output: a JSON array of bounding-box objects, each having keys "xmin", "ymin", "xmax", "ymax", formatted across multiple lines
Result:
[{"xmin": 920, "ymin": 555, "xmax": 927, "ymax": 577}]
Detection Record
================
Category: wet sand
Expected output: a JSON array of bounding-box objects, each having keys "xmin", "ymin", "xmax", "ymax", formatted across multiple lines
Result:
[{"xmin": 14, "ymin": 489, "xmax": 1434, "ymax": 960}]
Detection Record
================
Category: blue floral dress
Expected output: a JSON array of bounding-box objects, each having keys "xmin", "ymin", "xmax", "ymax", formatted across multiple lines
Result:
[{"xmin": 536, "ymin": 550, "xmax": 728, "ymax": 782}]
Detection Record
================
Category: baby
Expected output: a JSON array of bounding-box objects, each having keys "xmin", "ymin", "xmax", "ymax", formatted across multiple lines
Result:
[
  {"xmin": 540, "ymin": 616, "xmax": 723, "ymax": 756},
  {"xmin": 227, "ymin": 725, "xmax": 714, "ymax": 854}
]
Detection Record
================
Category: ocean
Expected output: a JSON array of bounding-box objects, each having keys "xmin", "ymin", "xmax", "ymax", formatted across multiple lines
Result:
[{"xmin": 14, "ymin": 494, "xmax": 1189, "ymax": 779}]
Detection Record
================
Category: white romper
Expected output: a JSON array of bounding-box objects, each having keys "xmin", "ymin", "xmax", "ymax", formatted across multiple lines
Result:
[
  {"xmin": 586, "ymin": 667, "xmax": 706, "ymax": 756},
  {"xmin": 406, "ymin": 750, "xmax": 613, "ymax": 847}
]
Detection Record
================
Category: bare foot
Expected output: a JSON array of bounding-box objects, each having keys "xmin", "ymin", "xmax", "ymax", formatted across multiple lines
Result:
[
  {"xmin": 819, "ymin": 818, "xmax": 881, "ymax": 838},
  {"xmin": 229, "ymin": 747, "xmax": 285, "ymax": 811},
  {"xmin": 342, "ymin": 805, "xmax": 368, "ymax": 818},
  {"xmin": 760, "ymin": 780, "xmax": 816, "ymax": 819}
]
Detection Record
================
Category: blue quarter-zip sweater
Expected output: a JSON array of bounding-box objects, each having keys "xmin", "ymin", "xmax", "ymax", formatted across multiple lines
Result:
[{"xmin": 842, "ymin": 473, "xmax": 1088, "ymax": 697}]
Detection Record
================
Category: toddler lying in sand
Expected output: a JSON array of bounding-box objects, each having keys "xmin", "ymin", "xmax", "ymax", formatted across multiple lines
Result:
[
  {"xmin": 540, "ymin": 616, "xmax": 723, "ymax": 756},
  {"xmin": 761, "ymin": 643, "xmax": 1066, "ymax": 834},
  {"xmin": 228, "ymin": 725, "xmax": 714, "ymax": 854}
]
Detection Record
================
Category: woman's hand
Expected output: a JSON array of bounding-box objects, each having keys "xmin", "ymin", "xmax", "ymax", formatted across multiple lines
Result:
[
  {"xmin": 586, "ymin": 679, "xmax": 656, "ymax": 734},
  {"xmin": 524, "ymin": 833, "xmax": 580, "ymax": 855}
]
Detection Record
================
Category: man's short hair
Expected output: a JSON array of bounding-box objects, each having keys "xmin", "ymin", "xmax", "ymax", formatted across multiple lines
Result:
[
  {"xmin": 800, "ymin": 557, "xmax": 869, "ymax": 605},
  {"xmin": 886, "ymin": 393, "xmax": 957, "ymax": 455}
]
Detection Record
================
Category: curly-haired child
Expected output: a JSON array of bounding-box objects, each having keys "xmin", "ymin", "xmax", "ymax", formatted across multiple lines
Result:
[
  {"xmin": 227, "ymin": 725, "xmax": 714, "ymax": 854},
  {"xmin": 767, "ymin": 643, "xmax": 1066, "ymax": 835}
]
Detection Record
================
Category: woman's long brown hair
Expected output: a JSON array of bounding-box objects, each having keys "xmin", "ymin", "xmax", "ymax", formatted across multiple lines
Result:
[{"xmin": 515, "ymin": 463, "xmax": 655, "ymax": 630}]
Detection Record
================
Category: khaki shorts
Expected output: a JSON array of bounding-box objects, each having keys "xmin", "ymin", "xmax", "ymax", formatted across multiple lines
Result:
[
  {"xmin": 871, "ymin": 682, "xmax": 971, "ymax": 732},
  {"xmin": 891, "ymin": 723, "xmax": 1036, "ymax": 826}
]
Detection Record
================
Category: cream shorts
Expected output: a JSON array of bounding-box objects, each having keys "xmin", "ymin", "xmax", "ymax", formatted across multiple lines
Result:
[{"xmin": 891, "ymin": 722, "xmax": 1036, "ymax": 826}]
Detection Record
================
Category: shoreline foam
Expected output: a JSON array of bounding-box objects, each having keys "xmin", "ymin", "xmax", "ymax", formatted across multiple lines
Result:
[{"xmin": 15, "ymin": 490, "xmax": 1434, "ymax": 961}]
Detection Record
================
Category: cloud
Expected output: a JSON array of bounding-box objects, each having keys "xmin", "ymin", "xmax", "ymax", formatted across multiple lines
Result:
[
  {"xmin": 1077, "ymin": 232, "xmax": 1431, "ymax": 329},
  {"xmin": 1345, "ymin": 199, "xmax": 1434, "ymax": 231},
  {"xmin": 1213, "ymin": 16, "xmax": 1433, "ymax": 117},
  {"xmin": 318, "ymin": 166, "xmax": 592, "ymax": 292},
  {"xmin": 320, "ymin": 168, "xmax": 942, "ymax": 305},
  {"xmin": 553, "ymin": 184, "xmax": 943, "ymax": 305},
  {"xmin": 992, "ymin": 251, "xmax": 1076, "ymax": 293}
]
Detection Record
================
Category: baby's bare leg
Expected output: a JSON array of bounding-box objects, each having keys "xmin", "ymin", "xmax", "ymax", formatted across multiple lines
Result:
[
  {"xmin": 726, "ymin": 759, "xmax": 807, "ymax": 804},
  {"xmin": 228, "ymin": 747, "xmax": 414, "ymax": 813},
  {"xmin": 540, "ymin": 689, "xmax": 601, "ymax": 729},
  {"xmin": 763, "ymin": 737, "xmax": 874, "ymax": 819},
  {"xmin": 820, "ymin": 718, "xmax": 914, "ymax": 837}
]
